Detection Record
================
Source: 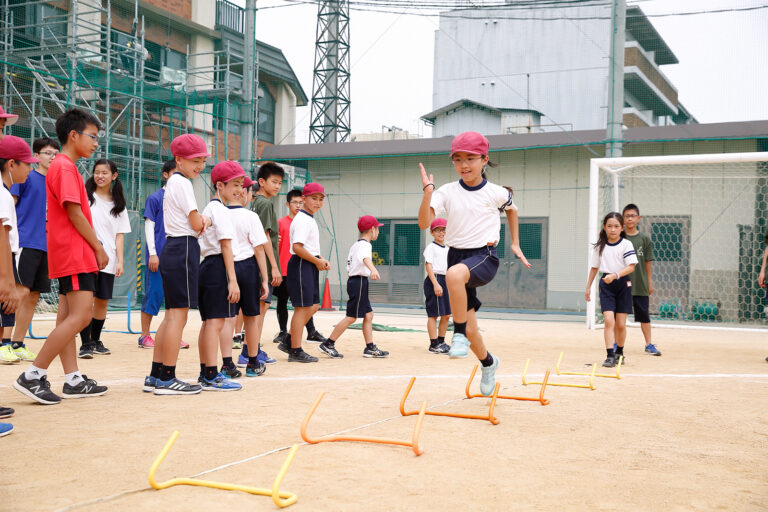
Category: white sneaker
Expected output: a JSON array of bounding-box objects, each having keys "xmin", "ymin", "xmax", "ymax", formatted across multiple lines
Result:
[
  {"xmin": 479, "ymin": 355, "xmax": 499, "ymax": 396},
  {"xmin": 448, "ymin": 333, "xmax": 470, "ymax": 359}
]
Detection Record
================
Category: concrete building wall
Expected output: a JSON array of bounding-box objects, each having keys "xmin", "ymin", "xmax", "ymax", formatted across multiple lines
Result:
[
  {"xmin": 432, "ymin": 108, "xmax": 500, "ymax": 138},
  {"xmin": 274, "ymin": 83, "xmax": 297, "ymax": 146}
]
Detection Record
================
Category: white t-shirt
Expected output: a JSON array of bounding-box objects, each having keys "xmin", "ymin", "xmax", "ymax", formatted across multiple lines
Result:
[
  {"xmin": 430, "ymin": 179, "xmax": 517, "ymax": 249},
  {"xmin": 229, "ymin": 206, "xmax": 268, "ymax": 262},
  {"xmin": 199, "ymin": 199, "xmax": 234, "ymax": 258},
  {"xmin": 346, "ymin": 239, "xmax": 372, "ymax": 277},
  {"xmin": 423, "ymin": 241, "xmax": 449, "ymax": 275},
  {"xmin": 289, "ymin": 210, "xmax": 321, "ymax": 256},
  {"xmin": 91, "ymin": 194, "xmax": 131, "ymax": 275},
  {"xmin": 0, "ymin": 186, "xmax": 18, "ymax": 254},
  {"xmin": 163, "ymin": 173, "xmax": 199, "ymax": 237},
  {"xmin": 589, "ymin": 238, "xmax": 638, "ymax": 274}
]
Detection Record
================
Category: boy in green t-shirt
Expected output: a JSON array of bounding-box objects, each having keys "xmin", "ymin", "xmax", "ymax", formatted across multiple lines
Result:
[{"xmin": 622, "ymin": 204, "xmax": 661, "ymax": 356}]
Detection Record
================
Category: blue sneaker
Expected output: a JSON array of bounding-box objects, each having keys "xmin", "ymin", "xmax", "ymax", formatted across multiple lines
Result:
[
  {"xmin": 479, "ymin": 355, "xmax": 499, "ymax": 396},
  {"xmin": 448, "ymin": 333, "xmax": 470, "ymax": 359},
  {"xmin": 645, "ymin": 343, "xmax": 662, "ymax": 356},
  {"xmin": 258, "ymin": 348, "xmax": 277, "ymax": 365},
  {"xmin": 613, "ymin": 342, "xmax": 618, "ymax": 352},
  {"xmin": 246, "ymin": 363, "xmax": 266, "ymax": 377},
  {"xmin": 200, "ymin": 373, "xmax": 242, "ymax": 392},
  {"xmin": 237, "ymin": 353, "xmax": 249, "ymax": 368},
  {"xmin": 0, "ymin": 422, "xmax": 13, "ymax": 437},
  {"xmin": 142, "ymin": 375, "xmax": 156, "ymax": 393}
]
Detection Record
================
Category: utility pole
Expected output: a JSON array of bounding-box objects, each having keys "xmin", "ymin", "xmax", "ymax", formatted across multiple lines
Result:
[
  {"xmin": 241, "ymin": 0, "xmax": 257, "ymax": 173},
  {"xmin": 605, "ymin": 0, "xmax": 626, "ymax": 158}
]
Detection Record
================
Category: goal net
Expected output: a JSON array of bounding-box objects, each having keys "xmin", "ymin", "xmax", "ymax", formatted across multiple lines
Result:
[{"xmin": 587, "ymin": 152, "xmax": 768, "ymax": 331}]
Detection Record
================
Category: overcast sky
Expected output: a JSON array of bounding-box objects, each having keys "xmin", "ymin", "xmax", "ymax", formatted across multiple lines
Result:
[{"xmin": 239, "ymin": 0, "xmax": 768, "ymax": 143}]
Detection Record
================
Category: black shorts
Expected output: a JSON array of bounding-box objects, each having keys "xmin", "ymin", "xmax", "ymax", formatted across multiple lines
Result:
[
  {"xmin": 198, "ymin": 254, "xmax": 237, "ymax": 322},
  {"xmin": 160, "ymin": 236, "xmax": 200, "ymax": 309},
  {"xmin": 345, "ymin": 275, "xmax": 372, "ymax": 318},
  {"xmin": 287, "ymin": 255, "xmax": 319, "ymax": 308},
  {"xmin": 234, "ymin": 257, "xmax": 261, "ymax": 317},
  {"xmin": 58, "ymin": 272, "xmax": 97, "ymax": 295},
  {"xmin": 447, "ymin": 246, "xmax": 499, "ymax": 312},
  {"xmin": 599, "ymin": 275, "xmax": 633, "ymax": 314},
  {"xmin": 632, "ymin": 295, "xmax": 651, "ymax": 323},
  {"xmin": 94, "ymin": 271, "xmax": 115, "ymax": 300},
  {"xmin": 15, "ymin": 248, "xmax": 51, "ymax": 293},
  {"xmin": 424, "ymin": 274, "xmax": 451, "ymax": 318}
]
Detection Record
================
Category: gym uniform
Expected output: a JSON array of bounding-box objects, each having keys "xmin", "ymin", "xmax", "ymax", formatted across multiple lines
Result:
[
  {"xmin": 198, "ymin": 199, "xmax": 236, "ymax": 321},
  {"xmin": 229, "ymin": 204, "xmax": 268, "ymax": 317},
  {"xmin": 345, "ymin": 239, "xmax": 373, "ymax": 318},
  {"xmin": 141, "ymin": 187, "xmax": 165, "ymax": 315},
  {"xmin": 624, "ymin": 231, "xmax": 654, "ymax": 323},
  {"xmin": 423, "ymin": 241, "xmax": 451, "ymax": 317},
  {"xmin": 0, "ymin": 184, "xmax": 18, "ymax": 327},
  {"xmin": 90, "ymin": 193, "xmax": 131, "ymax": 300},
  {"xmin": 11, "ymin": 169, "xmax": 50, "ymax": 294},
  {"xmin": 251, "ymin": 194, "xmax": 279, "ymax": 304},
  {"xmin": 589, "ymin": 238, "xmax": 638, "ymax": 314},
  {"xmin": 287, "ymin": 209, "xmax": 321, "ymax": 308}
]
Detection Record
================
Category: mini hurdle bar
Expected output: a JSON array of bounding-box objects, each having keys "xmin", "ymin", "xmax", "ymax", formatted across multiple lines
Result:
[
  {"xmin": 465, "ymin": 364, "xmax": 550, "ymax": 405},
  {"xmin": 522, "ymin": 359, "xmax": 596, "ymax": 390},
  {"xmin": 556, "ymin": 352, "xmax": 623, "ymax": 379},
  {"xmin": 400, "ymin": 376, "xmax": 501, "ymax": 425}
]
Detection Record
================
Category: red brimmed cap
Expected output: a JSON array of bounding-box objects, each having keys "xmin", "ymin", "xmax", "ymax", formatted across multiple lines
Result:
[
  {"xmin": 0, "ymin": 136, "xmax": 39, "ymax": 163},
  {"xmin": 450, "ymin": 131, "xmax": 489, "ymax": 157},
  {"xmin": 430, "ymin": 218, "xmax": 447, "ymax": 231},
  {"xmin": 0, "ymin": 106, "xmax": 18, "ymax": 127},
  {"xmin": 302, "ymin": 182, "xmax": 325, "ymax": 197},
  {"xmin": 170, "ymin": 133, "xmax": 210, "ymax": 159},
  {"xmin": 211, "ymin": 160, "xmax": 246, "ymax": 184},
  {"xmin": 243, "ymin": 175, "xmax": 255, "ymax": 188},
  {"xmin": 358, "ymin": 215, "xmax": 383, "ymax": 232}
]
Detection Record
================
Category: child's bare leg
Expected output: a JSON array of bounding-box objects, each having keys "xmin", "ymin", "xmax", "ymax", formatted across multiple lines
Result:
[
  {"xmin": 438, "ymin": 315, "xmax": 449, "ymax": 338},
  {"xmin": 219, "ymin": 316, "xmax": 236, "ymax": 359},
  {"xmin": 92, "ymin": 298, "xmax": 108, "ymax": 322},
  {"xmin": 160, "ymin": 307, "xmax": 188, "ymax": 365},
  {"xmin": 361, "ymin": 312, "xmax": 374, "ymax": 344},
  {"xmin": 242, "ymin": 315, "xmax": 259, "ymax": 355},
  {"xmin": 427, "ymin": 317, "xmax": 437, "ymax": 339},
  {"xmin": 466, "ymin": 309, "xmax": 488, "ymax": 360},
  {"xmin": 615, "ymin": 313, "xmax": 627, "ymax": 348},
  {"xmin": 446, "ymin": 264, "xmax": 469, "ymax": 324},
  {"xmin": 11, "ymin": 287, "xmax": 36, "ymax": 343},
  {"xmin": 290, "ymin": 305, "xmax": 317, "ymax": 349},
  {"xmin": 140, "ymin": 311, "xmax": 154, "ymax": 337},
  {"xmin": 328, "ymin": 316, "xmax": 355, "ymax": 342},
  {"xmin": 640, "ymin": 322, "xmax": 652, "ymax": 346},
  {"xmin": 603, "ymin": 311, "xmax": 616, "ymax": 348},
  {"xmin": 199, "ymin": 318, "xmax": 224, "ymax": 367},
  {"xmin": 34, "ymin": 291, "xmax": 92, "ymax": 370}
]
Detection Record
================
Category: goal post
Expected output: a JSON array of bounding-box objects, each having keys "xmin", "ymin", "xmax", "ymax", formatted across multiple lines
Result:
[{"xmin": 587, "ymin": 152, "xmax": 768, "ymax": 331}]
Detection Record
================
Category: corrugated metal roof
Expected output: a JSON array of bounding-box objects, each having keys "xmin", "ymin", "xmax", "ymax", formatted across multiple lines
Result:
[{"xmin": 255, "ymin": 40, "xmax": 309, "ymax": 106}]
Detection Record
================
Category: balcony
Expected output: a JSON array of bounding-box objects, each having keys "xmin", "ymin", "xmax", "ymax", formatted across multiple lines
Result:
[
  {"xmin": 216, "ymin": 0, "xmax": 244, "ymax": 34},
  {"xmin": 624, "ymin": 43, "xmax": 678, "ymax": 117}
]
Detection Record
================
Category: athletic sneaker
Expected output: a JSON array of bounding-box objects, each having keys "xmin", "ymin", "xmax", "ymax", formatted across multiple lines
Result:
[
  {"xmin": 0, "ymin": 406, "xmax": 14, "ymax": 419},
  {"xmin": 200, "ymin": 373, "xmax": 242, "ymax": 392},
  {"xmin": 62, "ymin": 375, "xmax": 108, "ymax": 399},
  {"xmin": 288, "ymin": 349, "xmax": 319, "ymax": 363},
  {"xmin": 93, "ymin": 340, "xmax": 111, "ymax": 355},
  {"xmin": 153, "ymin": 378, "xmax": 202, "ymax": 395},
  {"xmin": 363, "ymin": 345, "xmax": 389, "ymax": 358},
  {"xmin": 246, "ymin": 363, "xmax": 266, "ymax": 377},
  {"xmin": 428, "ymin": 342, "xmax": 450, "ymax": 354},
  {"xmin": 221, "ymin": 365, "xmax": 242, "ymax": 379},
  {"xmin": 479, "ymin": 355, "xmax": 500, "ymax": 396},
  {"xmin": 616, "ymin": 354, "xmax": 626, "ymax": 365},
  {"xmin": 602, "ymin": 356, "xmax": 617, "ymax": 368},
  {"xmin": 0, "ymin": 344, "xmax": 20, "ymax": 364},
  {"xmin": 13, "ymin": 373, "xmax": 61, "ymax": 405},
  {"xmin": 78, "ymin": 344, "xmax": 94, "ymax": 359},
  {"xmin": 142, "ymin": 375, "xmax": 157, "ymax": 392},
  {"xmin": 258, "ymin": 348, "xmax": 277, "ymax": 365},
  {"xmin": 306, "ymin": 330, "xmax": 326, "ymax": 344},
  {"xmin": 138, "ymin": 335, "xmax": 155, "ymax": 349},
  {"xmin": 318, "ymin": 341, "xmax": 343, "ymax": 359},
  {"xmin": 180, "ymin": 340, "xmax": 190, "ymax": 349},
  {"xmin": 0, "ymin": 423, "xmax": 13, "ymax": 437},
  {"xmin": 273, "ymin": 331, "xmax": 288, "ymax": 344},
  {"xmin": 232, "ymin": 333, "xmax": 243, "ymax": 350},
  {"xmin": 13, "ymin": 345, "xmax": 36, "ymax": 361},
  {"xmin": 277, "ymin": 341, "xmax": 291, "ymax": 355},
  {"xmin": 645, "ymin": 343, "xmax": 662, "ymax": 356},
  {"xmin": 237, "ymin": 353, "xmax": 249, "ymax": 368},
  {"xmin": 448, "ymin": 334, "xmax": 470, "ymax": 359}
]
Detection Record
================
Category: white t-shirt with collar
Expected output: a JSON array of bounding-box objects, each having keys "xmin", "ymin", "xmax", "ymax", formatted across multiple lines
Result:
[
  {"xmin": 346, "ymin": 239, "xmax": 372, "ymax": 277},
  {"xmin": 289, "ymin": 210, "xmax": 321, "ymax": 256},
  {"xmin": 423, "ymin": 241, "xmax": 449, "ymax": 275},
  {"xmin": 163, "ymin": 172, "xmax": 199, "ymax": 237},
  {"xmin": 430, "ymin": 179, "xmax": 517, "ymax": 249},
  {"xmin": 0, "ymin": 186, "xmax": 18, "ymax": 254},
  {"xmin": 589, "ymin": 238, "xmax": 638, "ymax": 274},
  {"xmin": 228, "ymin": 205, "xmax": 268, "ymax": 262},
  {"xmin": 199, "ymin": 199, "xmax": 235, "ymax": 258},
  {"xmin": 91, "ymin": 194, "xmax": 131, "ymax": 275}
]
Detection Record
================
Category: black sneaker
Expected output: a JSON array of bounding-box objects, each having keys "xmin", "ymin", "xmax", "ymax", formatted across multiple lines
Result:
[
  {"xmin": 78, "ymin": 344, "xmax": 94, "ymax": 359},
  {"xmin": 221, "ymin": 365, "xmax": 242, "ymax": 379},
  {"xmin": 13, "ymin": 373, "xmax": 62, "ymax": 405},
  {"xmin": 153, "ymin": 377, "xmax": 202, "ymax": 395},
  {"xmin": 288, "ymin": 349, "xmax": 319, "ymax": 363},
  {"xmin": 318, "ymin": 342, "xmax": 343, "ymax": 359},
  {"xmin": 0, "ymin": 406, "xmax": 14, "ymax": 419},
  {"xmin": 602, "ymin": 356, "xmax": 617, "ymax": 368},
  {"xmin": 277, "ymin": 341, "xmax": 291, "ymax": 354},
  {"xmin": 615, "ymin": 354, "xmax": 626, "ymax": 366},
  {"xmin": 363, "ymin": 345, "xmax": 389, "ymax": 358},
  {"xmin": 93, "ymin": 340, "xmax": 111, "ymax": 355},
  {"xmin": 306, "ymin": 330, "xmax": 326, "ymax": 344},
  {"xmin": 62, "ymin": 375, "xmax": 108, "ymax": 399},
  {"xmin": 273, "ymin": 331, "xmax": 289, "ymax": 344},
  {"xmin": 429, "ymin": 343, "xmax": 450, "ymax": 354}
]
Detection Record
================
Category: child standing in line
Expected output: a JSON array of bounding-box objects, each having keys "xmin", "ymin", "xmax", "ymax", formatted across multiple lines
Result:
[
  {"xmin": 145, "ymin": 134, "xmax": 211, "ymax": 396},
  {"xmin": 318, "ymin": 215, "xmax": 389, "ymax": 359},
  {"xmin": 585, "ymin": 212, "xmax": 638, "ymax": 368},
  {"xmin": 0, "ymin": 106, "xmax": 18, "ymax": 141},
  {"xmin": 280, "ymin": 182, "xmax": 330, "ymax": 363},
  {"xmin": 196, "ymin": 161, "xmax": 241, "ymax": 391},
  {"xmin": 423, "ymin": 217, "xmax": 451, "ymax": 354},
  {"xmin": 621, "ymin": 204, "xmax": 661, "ymax": 356},
  {"xmin": 418, "ymin": 131, "xmax": 530, "ymax": 396},
  {"xmin": 14, "ymin": 110, "xmax": 110, "ymax": 404},
  {"xmin": 3, "ymin": 137, "xmax": 58, "ymax": 364},
  {"xmin": 77, "ymin": 159, "xmax": 131, "ymax": 358}
]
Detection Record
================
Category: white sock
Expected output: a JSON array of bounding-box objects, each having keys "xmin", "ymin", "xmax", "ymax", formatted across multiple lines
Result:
[
  {"xmin": 25, "ymin": 365, "xmax": 47, "ymax": 380},
  {"xmin": 65, "ymin": 371, "xmax": 84, "ymax": 386}
]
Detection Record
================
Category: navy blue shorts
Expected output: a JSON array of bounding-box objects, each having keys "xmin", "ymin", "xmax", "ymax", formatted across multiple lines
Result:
[
  {"xmin": 632, "ymin": 295, "xmax": 651, "ymax": 323},
  {"xmin": 447, "ymin": 246, "xmax": 499, "ymax": 312},
  {"xmin": 58, "ymin": 272, "xmax": 97, "ymax": 295},
  {"xmin": 346, "ymin": 275, "xmax": 372, "ymax": 318},
  {"xmin": 599, "ymin": 274, "xmax": 633, "ymax": 314},
  {"xmin": 141, "ymin": 268, "xmax": 164, "ymax": 316},
  {"xmin": 287, "ymin": 255, "xmax": 319, "ymax": 308},
  {"xmin": 94, "ymin": 271, "xmax": 115, "ymax": 300},
  {"xmin": 198, "ymin": 254, "xmax": 237, "ymax": 321},
  {"xmin": 424, "ymin": 274, "xmax": 451, "ymax": 317},
  {"xmin": 234, "ymin": 257, "xmax": 261, "ymax": 317},
  {"xmin": 15, "ymin": 248, "xmax": 51, "ymax": 293},
  {"xmin": 160, "ymin": 236, "xmax": 200, "ymax": 309}
]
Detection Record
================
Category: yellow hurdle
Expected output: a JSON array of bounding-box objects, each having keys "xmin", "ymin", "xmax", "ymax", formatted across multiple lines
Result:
[
  {"xmin": 148, "ymin": 431, "xmax": 299, "ymax": 508},
  {"xmin": 522, "ymin": 359, "xmax": 596, "ymax": 390},
  {"xmin": 556, "ymin": 351, "xmax": 623, "ymax": 379}
]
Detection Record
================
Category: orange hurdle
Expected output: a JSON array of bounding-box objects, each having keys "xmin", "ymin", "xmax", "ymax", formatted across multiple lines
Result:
[
  {"xmin": 400, "ymin": 376, "xmax": 501, "ymax": 425},
  {"xmin": 556, "ymin": 351, "xmax": 623, "ymax": 379},
  {"xmin": 301, "ymin": 391, "xmax": 426, "ymax": 456},
  {"xmin": 522, "ymin": 358, "xmax": 596, "ymax": 390},
  {"xmin": 465, "ymin": 364, "xmax": 551, "ymax": 405}
]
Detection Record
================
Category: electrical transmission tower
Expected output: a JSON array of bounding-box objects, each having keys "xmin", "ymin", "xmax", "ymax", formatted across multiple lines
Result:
[{"xmin": 309, "ymin": 0, "xmax": 350, "ymax": 143}]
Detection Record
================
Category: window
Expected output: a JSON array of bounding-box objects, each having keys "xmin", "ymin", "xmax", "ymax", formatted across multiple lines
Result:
[
  {"xmin": 497, "ymin": 223, "xmax": 542, "ymax": 260},
  {"xmin": 393, "ymin": 224, "xmax": 421, "ymax": 266},
  {"xmin": 163, "ymin": 48, "xmax": 186, "ymax": 70},
  {"xmin": 651, "ymin": 222, "xmax": 683, "ymax": 262},
  {"xmin": 371, "ymin": 221, "xmax": 390, "ymax": 265},
  {"xmin": 258, "ymin": 83, "xmax": 275, "ymax": 144}
]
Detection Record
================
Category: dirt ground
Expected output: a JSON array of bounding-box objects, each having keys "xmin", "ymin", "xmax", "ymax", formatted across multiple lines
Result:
[{"xmin": 2, "ymin": 309, "xmax": 767, "ymax": 512}]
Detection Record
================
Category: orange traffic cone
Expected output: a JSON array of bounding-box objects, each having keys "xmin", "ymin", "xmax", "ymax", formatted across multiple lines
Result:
[{"xmin": 320, "ymin": 277, "xmax": 333, "ymax": 310}]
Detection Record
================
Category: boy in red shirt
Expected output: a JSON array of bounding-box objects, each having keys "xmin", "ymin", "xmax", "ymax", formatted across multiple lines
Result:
[{"xmin": 14, "ymin": 108, "xmax": 109, "ymax": 404}]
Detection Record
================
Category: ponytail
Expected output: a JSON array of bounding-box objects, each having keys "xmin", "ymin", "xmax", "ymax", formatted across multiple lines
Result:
[
  {"xmin": 110, "ymin": 176, "xmax": 127, "ymax": 216},
  {"xmin": 593, "ymin": 212, "xmax": 625, "ymax": 256},
  {"xmin": 85, "ymin": 174, "xmax": 96, "ymax": 206}
]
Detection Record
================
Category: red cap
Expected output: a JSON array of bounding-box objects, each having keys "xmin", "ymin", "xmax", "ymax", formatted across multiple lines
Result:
[
  {"xmin": 243, "ymin": 175, "xmax": 255, "ymax": 188},
  {"xmin": 430, "ymin": 218, "xmax": 447, "ymax": 231},
  {"xmin": 170, "ymin": 133, "xmax": 210, "ymax": 159},
  {"xmin": 211, "ymin": 160, "xmax": 246, "ymax": 184},
  {"xmin": 302, "ymin": 182, "xmax": 325, "ymax": 197},
  {"xmin": 0, "ymin": 136, "xmax": 39, "ymax": 163},
  {"xmin": 358, "ymin": 215, "xmax": 383, "ymax": 232},
  {"xmin": 0, "ymin": 106, "xmax": 18, "ymax": 127},
  {"xmin": 450, "ymin": 131, "xmax": 489, "ymax": 157}
]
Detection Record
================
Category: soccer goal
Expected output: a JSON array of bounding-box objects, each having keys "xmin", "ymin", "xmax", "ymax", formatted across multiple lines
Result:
[{"xmin": 587, "ymin": 152, "xmax": 768, "ymax": 332}]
